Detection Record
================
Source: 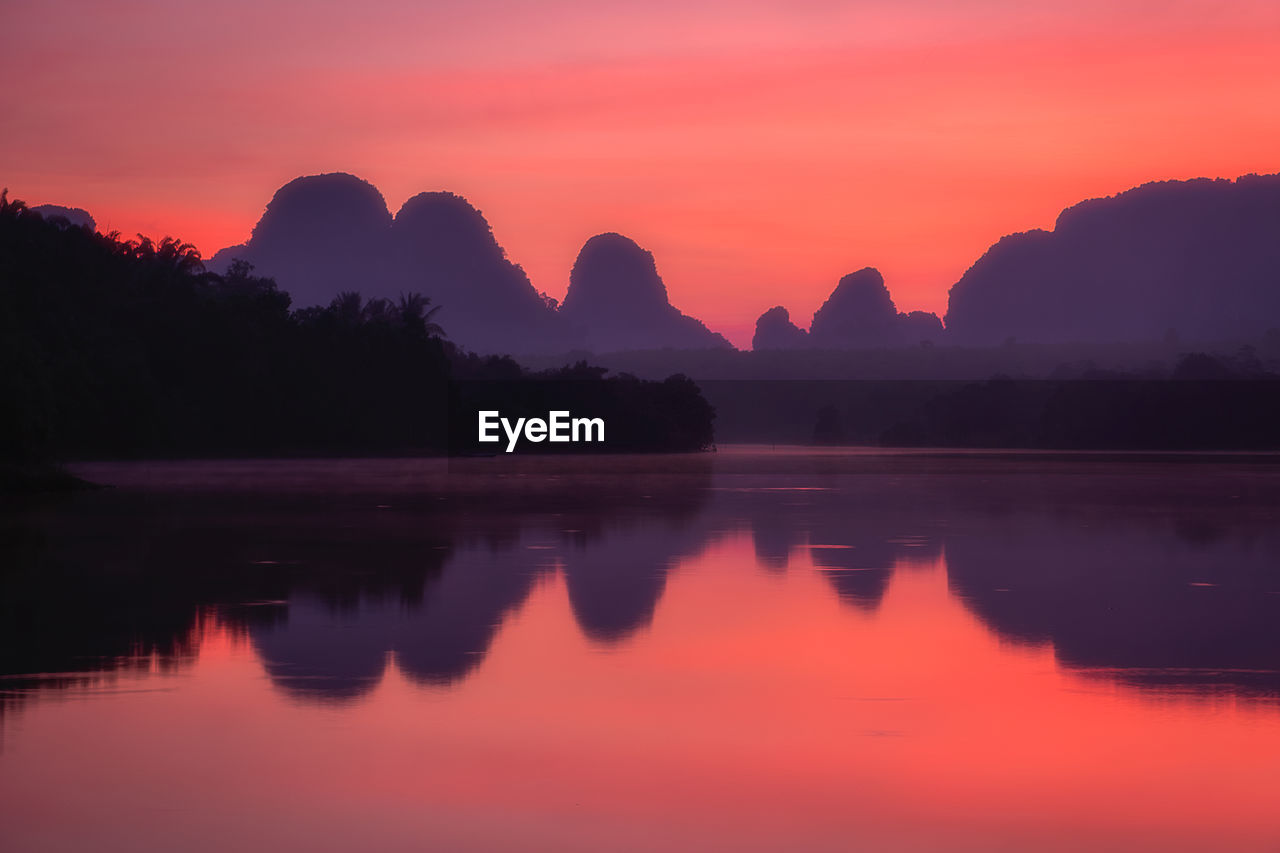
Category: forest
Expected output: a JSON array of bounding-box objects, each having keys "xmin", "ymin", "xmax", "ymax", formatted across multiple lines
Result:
[{"xmin": 0, "ymin": 191, "xmax": 715, "ymax": 480}]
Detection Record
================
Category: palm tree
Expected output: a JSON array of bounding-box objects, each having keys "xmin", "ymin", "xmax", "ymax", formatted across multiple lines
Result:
[
  {"xmin": 330, "ymin": 291, "xmax": 365, "ymax": 325},
  {"xmin": 156, "ymin": 236, "xmax": 205, "ymax": 275},
  {"xmin": 397, "ymin": 292, "xmax": 446, "ymax": 338},
  {"xmin": 123, "ymin": 234, "xmax": 204, "ymax": 274},
  {"xmin": 361, "ymin": 297, "xmax": 396, "ymax": 325}
]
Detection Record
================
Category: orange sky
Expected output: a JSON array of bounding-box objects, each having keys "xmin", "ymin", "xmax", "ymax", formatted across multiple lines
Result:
[{"xmin": 4, "ymin": 1, "xmax": 1279, "ymax": 346}]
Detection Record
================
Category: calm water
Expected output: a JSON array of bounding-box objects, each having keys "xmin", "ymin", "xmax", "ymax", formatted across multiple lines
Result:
[{"xmin": 3, "ymin": 449, "xmax": 1280, "ymax": 851}]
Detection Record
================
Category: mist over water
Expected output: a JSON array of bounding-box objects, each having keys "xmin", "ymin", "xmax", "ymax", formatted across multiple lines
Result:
[{"xmin": 3, "ymin": 450, "xmax": 1280, "ymax": 850}]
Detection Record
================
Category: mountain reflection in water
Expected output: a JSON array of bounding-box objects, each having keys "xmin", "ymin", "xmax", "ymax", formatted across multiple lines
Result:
[{"xmin": 2, "ymin": 450, "xmax": 1280, "ymax": 851}]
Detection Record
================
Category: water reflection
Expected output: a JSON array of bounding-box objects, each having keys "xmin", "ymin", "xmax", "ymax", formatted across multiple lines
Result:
[
  {"xmin": 944, "ymin": 480, "xmax": 1280, "ymax": 696},
  {"xmin": 3, "ymin": 452, "xmax": 1280, "ymax": 717}
]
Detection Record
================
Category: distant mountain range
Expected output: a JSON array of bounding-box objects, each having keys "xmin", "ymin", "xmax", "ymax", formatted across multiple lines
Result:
[
  {"xmin": 559, "ymin": 233, "xmax": 731, "ymax": 352},
  {"xmin": 757, "ymin": 173, "xmax": 1280, "ymax": 350},
  {"xmin": 208, "ymin": 173, "xmax": 728, "ymax": 355},
  {"xmin": 944, "ymin": 174, "xmax": 1280, "ymax": 345},
  {"xmin": 753, "ymin": 267, "xmax": 944, "ymax": 350},
  {"xmin": 44, "ymin": 170, "xmax": 1280, "ymax": 355}
]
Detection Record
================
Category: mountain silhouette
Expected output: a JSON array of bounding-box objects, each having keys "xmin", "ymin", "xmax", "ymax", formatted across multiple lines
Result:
[
  {"xmin": 752, "ymin": 305, "xmax": 809, "ymax": 350},
  {"xmin": 38, "ymin": 169, "xmax": 1280, "ymax": 360},
  {"xmin": 210, "ymin": 173, "xmax": 394, "ymax": 309},
  {"xmin": 945, "ymin": 173, "xmax": 1280, "ymax": 344},
  {"xmin": 211, "ymin": 173, "xmax": 568, "ymax": 355},
  {"xmin": 747, "ymin": 173, "xmax": 1280, "ymax": 352},
  {"xmin": 392, "ymin": 191, "xmax": 564, "ymax": 354},
  {"xmin": 559, "ymin": 233, "xmax": 732, "ymax": 352},
  {"xmin": 212, "ymin": 176, "xmax": 744, "ymax": 355},
  {"xmin": 750, "ymin": 268, "xmax": 943, "ymax": 350},
  {"xmin": 31, "ymin": 204, "xmax": 95, "ymax": 230},
  {"xmin": 810, "ymin": 267, "xmax": 900, "ymax": 346}
]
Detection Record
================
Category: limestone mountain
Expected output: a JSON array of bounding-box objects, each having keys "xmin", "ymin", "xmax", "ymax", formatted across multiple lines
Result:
[
  {"xmin": 210, "ymin": 173, "xmax": 394, "ymax": 310},
  {"xmin": 31, "ymin": 204, "xmax": 95, "ymax": 231},
  {"xmin": 751, "ymin": 268, "xmax": 943, "ymax": 350},
  {"xmin": 211, "ymin": 173, "xmax": 564, "ymax": 354},
  {"xmin": 559, "ymin": 233, "xmax": 732, "ymax": 352},
  {"xmin": 945, "ymin": 174, "xmax": 1280, "ymax": 344},
  {"xmin": 752, "ymin": 306, "xmax": 809, "ymax": 350},
  {"xmin": 391, "ymin": 191, "xmax": 562, "ymax": 354}
]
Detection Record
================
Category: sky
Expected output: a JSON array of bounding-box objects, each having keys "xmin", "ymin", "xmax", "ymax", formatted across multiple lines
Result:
[{"xmin": 3, "ymin": 0, "xmax": 1279, "ymax": 346}]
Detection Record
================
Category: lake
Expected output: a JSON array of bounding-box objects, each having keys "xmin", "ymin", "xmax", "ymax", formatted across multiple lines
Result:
[{"xmin": 3, "ymin": 448, "xmax": 1280, "ymax": 851}]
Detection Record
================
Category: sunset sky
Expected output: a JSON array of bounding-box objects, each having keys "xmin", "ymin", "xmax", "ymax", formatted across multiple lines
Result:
[{"xmin": 4, "ymin": 0, "xmax": 1279, "ymax": 346}]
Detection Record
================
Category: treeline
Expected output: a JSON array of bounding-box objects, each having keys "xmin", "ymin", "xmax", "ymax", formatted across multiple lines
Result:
[
  {"xmin": 880, "ymin": 363, "xmax": 1280, "ymax": 450},
  {"xmin": 697, "ymin": 351, "xmax": 1280, "ymax": 449},
  {"xmin": 519, "ymin": 335, "xmax": 1280, "ymax": 382},
  {"xmin": 447, "ymin": 361, "xmax": 714, "ymax": 454},
  {"xmin": 0, "ymin": 192, "xmax": 714, "ymax": 465},
  {"xmin": 783, "ymin": 353, "xmax": 1280, "ymax": 450}
]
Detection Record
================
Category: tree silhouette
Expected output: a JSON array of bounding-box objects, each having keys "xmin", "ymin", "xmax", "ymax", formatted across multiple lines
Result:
[
  {"xmin": 398, "ymin": 293, "xmax": 446, "ymax": 339},
  {"xmin": 1, "ymin": 195, "xmax": 716, "ymax": 469}
]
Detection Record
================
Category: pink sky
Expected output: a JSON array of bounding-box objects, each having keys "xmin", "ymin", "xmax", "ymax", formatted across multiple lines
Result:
[{"xmin": 4, "ymin": 0, "xmax": 1279, "ymax": 346}]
